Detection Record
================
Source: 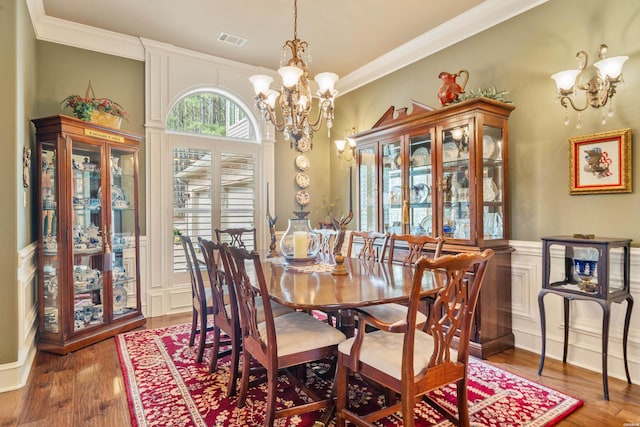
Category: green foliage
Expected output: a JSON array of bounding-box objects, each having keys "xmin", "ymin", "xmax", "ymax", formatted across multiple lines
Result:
[
  {"xmin": 167, "ymin": 93, "xmax": 231, "ymax": 136},
  {"xmin": 456, "ymin": 86, "xmax": 511, "ymax": 103}
]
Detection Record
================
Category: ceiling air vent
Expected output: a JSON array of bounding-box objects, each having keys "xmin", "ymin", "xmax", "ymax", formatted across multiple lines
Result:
[{"xmin": 217, "ymin": 32, "xmax": 246, "ymax": 47}]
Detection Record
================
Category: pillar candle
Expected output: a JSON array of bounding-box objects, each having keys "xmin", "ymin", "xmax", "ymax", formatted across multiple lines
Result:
[{"xmin": 293, "ymin": 231, "xmax": 308, "ymax": 258}]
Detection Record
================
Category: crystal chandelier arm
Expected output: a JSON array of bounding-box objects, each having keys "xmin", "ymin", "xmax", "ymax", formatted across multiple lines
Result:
[{"xmin": 255, "ymin": 94, "xmax": 286, "ymax": 132}]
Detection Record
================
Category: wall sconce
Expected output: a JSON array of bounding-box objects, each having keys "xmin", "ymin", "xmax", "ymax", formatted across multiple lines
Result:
[
  {"xmin": 551, "ymin": 44, "xmax": 628, "ymax": 128},
  {"xmin": 334, "ymin": 127, "xmax": 357, "ymax": 161}
]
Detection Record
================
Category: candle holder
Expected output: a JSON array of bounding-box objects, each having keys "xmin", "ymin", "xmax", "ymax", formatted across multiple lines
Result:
[
  {"xmin": 331, "ymin": 254, "xmax": 348, "ymax": 275},
  {"xmin": 280, "ymin": 211, "xmax": 320, "ymax": 263}
]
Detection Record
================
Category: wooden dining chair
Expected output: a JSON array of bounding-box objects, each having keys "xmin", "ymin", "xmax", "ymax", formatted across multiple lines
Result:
[
  {"xmin": 215, "ymin": 227, "xmax": 257, "ymax": 249},
  {"xmin": 346, "ymin": 230, "xmax": 390, "ymax": 262},
  {"xmin": 197, "ymin": 238, "xmax": 240, "ymax": 396},
  {"xmin": 179, "ymin": 235, "xmax": 214, "ymax": 364},
  {"xmin": 225, "ymin": 245, "xmax": 347, "ymax": 427},
  {"xmin": 336, "ymin": 249, "xmax": 494, "ymax": 427}
]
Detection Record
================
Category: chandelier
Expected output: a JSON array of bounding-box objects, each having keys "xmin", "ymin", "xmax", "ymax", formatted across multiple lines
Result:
[
  {"xmin": 551, "ymin": 44, "xmax": 627, "ymax": 128},
  {"xmin": 249, "ymin": 0, "xmax": 338, "ymax": 146}
]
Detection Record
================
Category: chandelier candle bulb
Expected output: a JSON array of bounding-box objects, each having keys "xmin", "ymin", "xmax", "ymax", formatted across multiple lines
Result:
[{"xmin": 293, "ymin": 231, "xmax": 308, "ymax": 258}]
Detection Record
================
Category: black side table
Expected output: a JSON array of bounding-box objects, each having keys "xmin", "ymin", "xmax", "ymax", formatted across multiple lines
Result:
[{"xmin": 538, "ymin": 235, "xmax": 633, "ymax": 400}]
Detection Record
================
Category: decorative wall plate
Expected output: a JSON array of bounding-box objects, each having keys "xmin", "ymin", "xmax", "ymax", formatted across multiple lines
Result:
[
  {"xmin": 295, "ymin": 154, "xmax": 310, "ymax": 171},
  {"xmin": 296, "ymin": 137, "xmax": 311, "ymax": 153},
  {"xmin": 295, "ymin": 190, "xmax": 310, "ymax": 206},
  {"xmin": 295, "ymin": 172, "xmax": 310, "ymax": 189}
]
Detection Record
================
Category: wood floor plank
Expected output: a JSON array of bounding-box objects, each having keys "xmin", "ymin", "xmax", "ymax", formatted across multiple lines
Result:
[{"xmin": 2, "ymin": 312, "xmax": 638, "ymax": 426}]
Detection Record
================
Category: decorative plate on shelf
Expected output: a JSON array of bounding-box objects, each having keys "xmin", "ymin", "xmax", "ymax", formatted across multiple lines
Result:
[
  {"xmin": 411, "ymin": 147, "xmax": 430, "ymax": 167},
  {"xmin": 420, "ymin": 216, "xmax": 432, "ymax": 235},
  {"xmin": 295, "ymin": 190, "xmax": 310, "ymax": 206},
  {"xmin": 410, "ymin": 183, "xmax": 429, "ymax": 203},
  {"xmin": 295, "ymin": 154, "xmax": 310, "ymax": 171},
  {"xmin": 483, "ymin": 135, "xmax": 498, "ymax": 159},
  {"xmin": 295, "ymin": 172, "xmax": 310, "ymax": 189},
  {"xmin": 393, "ymin": 154, "xmax": 402, "ymax": 168},
  {"xmin": 442, "ymin": 142, "xmax": 459, "ymax": 162},
  {"xmin": 113, "ymin": 285, "xmax": 128, "ymax": 313},
  {"xmin": 483, "ymin": 177, "xmax": 499, "ymax": 202},
  {"xmin": 97, "ymin": 185, "xmax": 126, "ymax": 202},
  {"xmin": 296, "ymin": 136, "xmax": 311, "ymax": 153}
]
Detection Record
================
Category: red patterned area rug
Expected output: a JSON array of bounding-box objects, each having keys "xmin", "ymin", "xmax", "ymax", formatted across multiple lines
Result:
[{"xmin": 116, "ymin": 324, "xmax": 582, "ymax": 427}]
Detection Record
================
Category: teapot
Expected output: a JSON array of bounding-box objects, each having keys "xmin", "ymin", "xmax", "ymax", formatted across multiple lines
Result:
[{"xmin": 437, "ymin": 69, "xmax": 469, "ymax": 106}]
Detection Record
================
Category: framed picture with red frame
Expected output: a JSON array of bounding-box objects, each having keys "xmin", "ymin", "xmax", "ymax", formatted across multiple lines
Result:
[{"xmin": 569, "ymin": 128, "xmax": 632, "ymax": 194}]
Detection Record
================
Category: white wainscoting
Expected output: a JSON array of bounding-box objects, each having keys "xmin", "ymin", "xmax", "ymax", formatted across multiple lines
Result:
[
  {"xmin": 0, "ymin": 243, "xmax": 38, "ymax": 392},
  {"xmin": 510, "ymin": 240, "xmax": 639, "ymax": 382}
]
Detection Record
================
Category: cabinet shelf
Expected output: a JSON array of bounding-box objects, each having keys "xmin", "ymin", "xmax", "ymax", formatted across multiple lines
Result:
[{"xmin": 33, "ymin": 115, "xmax": 145, "ymax": 355}]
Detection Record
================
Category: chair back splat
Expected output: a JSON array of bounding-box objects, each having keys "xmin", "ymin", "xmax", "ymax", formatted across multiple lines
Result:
[
  {"xmin": 215, "ymin": 227, "xmax": 257, "ymax": 250},
  {"xmin": 225, "ymin": 246, "xmax": 347, "ymax": 426},
  {"xmin": 387, "ymin": 233, "xmax": 444, "ymax": 265},
  {"xmin": 336, "ymin": 249, "xmax": 494, "ymax": 427},
  {"xmin": 179, "ymin": 235, "xmax": 214, "ymax": 364},
  {"xmin": 346, "ymin": 230, "xmax": 390, "ymax": 262}
]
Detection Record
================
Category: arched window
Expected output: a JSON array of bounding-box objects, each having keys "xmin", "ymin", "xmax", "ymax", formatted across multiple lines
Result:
[
  {"xmin": 166, "ymin": 91, "xmax": 260, "ymax": 273},
  {"xmin": 167, "ymin": 92, "xmax": 256, "ymax": 140}
]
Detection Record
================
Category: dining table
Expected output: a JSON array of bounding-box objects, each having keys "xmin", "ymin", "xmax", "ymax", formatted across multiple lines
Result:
[{"xmin": 259, "ymin": 254, "xmax": 441, "ymax": 337}]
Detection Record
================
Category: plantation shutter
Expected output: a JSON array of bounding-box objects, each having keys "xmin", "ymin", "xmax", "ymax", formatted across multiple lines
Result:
[
  {"xmin": 219, "ymin": 152, "xmax": 256, "ymax": 249},
  {"xmin": 172, "ymin": 148, "xmax": 213, "ymax": 272}
]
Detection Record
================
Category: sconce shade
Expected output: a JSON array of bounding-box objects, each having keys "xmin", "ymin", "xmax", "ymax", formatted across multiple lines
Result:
[
  {"xmin": 594, "ymin": 56, "xmax": 628, "ymax": 79},
  {"xmin": 335, "ymin": 139, "xmax": 347, "ymax": 151},
  {"xmin": 551, "ymin": 69, "xmax": 581, "ymax": 91}
]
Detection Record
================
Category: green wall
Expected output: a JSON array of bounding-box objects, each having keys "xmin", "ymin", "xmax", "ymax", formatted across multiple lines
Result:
[
  {"xmin": 0, "ymin": 0, "xmax": 19, "ymax": 364},
  {"xmin": 331, "ymin": 0, "xmax": 640, "ymax": 246},
  {"xmin": 0, "ymin": 0, "xmax": 37, "ymax": 364},
  {"xmin": 35, "ymin": 42, "xmax": 146, "ymax": 232}
]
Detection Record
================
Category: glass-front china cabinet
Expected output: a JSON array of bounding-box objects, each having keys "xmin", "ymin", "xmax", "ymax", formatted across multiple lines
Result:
[
  {"xmin": 353, "ymin": 98, "xmax": 516, "ymax": 358},
  {"xmin": 32, "ymin": 115, "xmax": 145, "ymax": 354}
]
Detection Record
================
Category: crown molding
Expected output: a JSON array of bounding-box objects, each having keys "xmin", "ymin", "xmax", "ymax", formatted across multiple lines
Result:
[
  {"xmin": 337, "ymin": 0, "xmax": 548, "ymax": 95},
  {"xmin": 26, "ymin": 0, "xmax": 547, "ymax": 92},
  {"xmin": 26, "ymin": 0, "xmax": 145, "ymax": 61}
]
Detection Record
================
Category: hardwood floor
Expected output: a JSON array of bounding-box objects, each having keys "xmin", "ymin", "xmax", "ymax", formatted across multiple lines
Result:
[{"xmin": 1, "ymin": 312, "xmax": 638, "ymax": 426}]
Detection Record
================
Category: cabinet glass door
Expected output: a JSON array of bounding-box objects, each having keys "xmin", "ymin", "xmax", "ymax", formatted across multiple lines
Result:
[
  {"xmin": 357, "ymin": 147, "xmax": 377, "ymax": 231},
  {"xmin": 381, "ymin": 140, "xmax": 403, "ymax": 234},
  {"xmin": 482, "ymin": 124, "xmax": 504, "ymax": 240},
  {"xmin": 441, "ymin": 124, "xmax": 471, "ymax": 240},
  {"xmin": 109, "ymin": 146, "xmax": 138, "ymax": 319},
  {"xmin": 408, "ymin": 133, "xmax": 433, "ymax": 235},
  {"xmin": 41, "ymin": 143, "xmax": 60, "ymax": 334},
  {"xmin": 71, "ymin": 140, "xmax": 106, "ymax": 331}
]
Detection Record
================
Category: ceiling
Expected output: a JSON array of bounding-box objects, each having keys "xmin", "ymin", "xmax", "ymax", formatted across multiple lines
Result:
[{"xmin": 33, "ymin": 0, "xmax": 546, "ymax": 94}]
